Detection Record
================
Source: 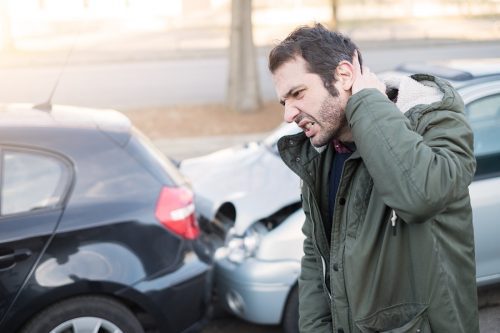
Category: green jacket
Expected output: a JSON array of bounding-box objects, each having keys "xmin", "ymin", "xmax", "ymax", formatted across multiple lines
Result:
[{"xmin": 278, "ymin": 75, "xmax": 479, "ymax": 333}]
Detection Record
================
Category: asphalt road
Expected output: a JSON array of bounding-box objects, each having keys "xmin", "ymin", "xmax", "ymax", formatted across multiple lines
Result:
[
  {"xmin": 202, "ymin": 315, "xmax": 282, "ymax": 333},
  {"xmin": 1, "ymin": 41, "xmax": 499, "ymax": 110},
  {"xmin": 480, "ymin": 306, "xmax": 500, "ymax": 333}
]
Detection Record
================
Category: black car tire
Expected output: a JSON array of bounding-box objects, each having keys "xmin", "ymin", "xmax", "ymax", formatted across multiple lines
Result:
[
  {"xmin": 20, "ymin": 295, "xmax": 145, "ymax": 333},
  {"xmin": 282, "ymin": 285, "xmax": 299, "ymax": 333}
]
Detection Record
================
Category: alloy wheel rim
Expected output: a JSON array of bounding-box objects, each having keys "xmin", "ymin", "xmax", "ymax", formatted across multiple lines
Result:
[{"xmin": 49, "ymin": 316, "xmax": 123, "ymax": 333}]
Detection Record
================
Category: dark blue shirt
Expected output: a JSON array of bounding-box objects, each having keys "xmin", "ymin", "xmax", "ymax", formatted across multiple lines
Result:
[{"xmin": 327, "ymin": 144, "xmax": 355, "ymax": 244}]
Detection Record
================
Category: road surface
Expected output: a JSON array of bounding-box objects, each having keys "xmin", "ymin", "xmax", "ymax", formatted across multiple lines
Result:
[{"xmin": 0, "ymin": 41, "xmax": 499, "ymax": 110}]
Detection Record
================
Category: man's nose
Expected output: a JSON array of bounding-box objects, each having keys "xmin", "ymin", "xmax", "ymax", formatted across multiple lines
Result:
[{"xmin": 284, "ymin": 103, "xmax": 299, "ymax": 123}]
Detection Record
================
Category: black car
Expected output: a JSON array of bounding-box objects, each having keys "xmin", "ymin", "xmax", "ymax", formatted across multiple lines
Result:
[{"xmin": 0, "ymin": 103, "xmax": 212, "ymax": 333}]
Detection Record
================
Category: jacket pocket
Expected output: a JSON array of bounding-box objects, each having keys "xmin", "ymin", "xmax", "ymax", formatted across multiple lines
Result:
[{"xmin": 355, "ymin": 303, "xmax": 431, "ymax": 333}]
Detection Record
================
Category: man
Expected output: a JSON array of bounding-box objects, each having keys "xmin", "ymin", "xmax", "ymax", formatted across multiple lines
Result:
[{"xmin": 269, "ymin": 23, "xmax": 478, "ymax": 333}]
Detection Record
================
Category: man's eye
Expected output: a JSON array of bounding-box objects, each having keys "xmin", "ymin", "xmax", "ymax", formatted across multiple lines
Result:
[{"xmin": 292, "ymin": 90, "xmax": 304, "ymax": 98}]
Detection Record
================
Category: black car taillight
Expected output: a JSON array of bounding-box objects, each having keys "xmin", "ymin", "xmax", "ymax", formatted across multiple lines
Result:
[{"xmin": 155, "ymin": 186, "xmax": 199, "ymax": 240}]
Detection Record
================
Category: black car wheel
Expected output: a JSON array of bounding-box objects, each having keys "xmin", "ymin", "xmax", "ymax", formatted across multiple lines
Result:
[
  {"xmin": 282, "ymin": 285, "xmax": 299, "ymax": 333},
  {"xmin": 21, "ymin": 295, "xmax": 145, "ymax": 333}
]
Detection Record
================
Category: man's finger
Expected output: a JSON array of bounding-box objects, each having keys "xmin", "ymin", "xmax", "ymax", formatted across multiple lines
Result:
[{"xmin": 352, "ymin": 50, "xmax": 362, "ymax": 75}]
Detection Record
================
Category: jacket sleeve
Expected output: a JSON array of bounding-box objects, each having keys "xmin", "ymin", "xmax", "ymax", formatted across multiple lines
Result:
[
  {"xmin": 345, "ymin": 88, "xmax": 476, "ymax": 224},
  {"xmin": 298, "ymin": 186, "xmax": 333, "ymax": 333}
]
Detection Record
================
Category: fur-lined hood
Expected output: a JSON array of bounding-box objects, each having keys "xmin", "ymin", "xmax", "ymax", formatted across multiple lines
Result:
[{"xmin": 384, "ymin": 74, "xmax": 444, "ymax": 113}]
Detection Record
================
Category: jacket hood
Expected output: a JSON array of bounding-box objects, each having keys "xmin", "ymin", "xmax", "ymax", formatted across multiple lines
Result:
[
  {"xmin": 384, "ymin": 74, "xmax": 443, "ymax": 113},
  {"xmin": 385, "ymin": 74, "xmax": 464, "ymax": 116}
]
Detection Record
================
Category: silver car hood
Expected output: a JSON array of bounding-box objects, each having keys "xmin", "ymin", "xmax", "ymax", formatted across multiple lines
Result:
[{"xmin": 180, "ymin": 141, "xmax": 301, "ymax": 234}]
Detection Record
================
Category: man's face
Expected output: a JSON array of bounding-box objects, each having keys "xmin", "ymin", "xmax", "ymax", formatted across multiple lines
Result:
[{"xmin": 272, "ymin": 56, "xmax": 350, "ymax": 147}]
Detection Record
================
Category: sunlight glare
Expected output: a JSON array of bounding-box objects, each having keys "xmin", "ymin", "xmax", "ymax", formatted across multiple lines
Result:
[
  {"xmin": 4, "ymin": 0, "xmax": 183, "ymax": 52},
  {"xmin": 412, "ymin": 2, "xmax": 441, "ymax": 18}
]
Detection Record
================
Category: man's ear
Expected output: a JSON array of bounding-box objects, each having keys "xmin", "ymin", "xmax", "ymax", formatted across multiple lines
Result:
[{"xmin": 334, "ymin": 61, "xmax": 355, "ymax": 91}]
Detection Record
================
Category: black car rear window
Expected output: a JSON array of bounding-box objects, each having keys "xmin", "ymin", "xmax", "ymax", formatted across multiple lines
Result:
[{"xmin": 125, "ymin": 128, "xmax": 186, "ymax": 187}]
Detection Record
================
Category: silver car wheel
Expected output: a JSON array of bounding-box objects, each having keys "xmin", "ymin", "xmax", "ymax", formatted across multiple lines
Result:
[{"xmin": 50, "ymin": 316, "xmax": 122, "ymax": 333}]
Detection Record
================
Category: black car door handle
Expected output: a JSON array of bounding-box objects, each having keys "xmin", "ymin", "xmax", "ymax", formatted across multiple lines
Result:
[{"xmin": 0, "ymin": 249, "xmax": 32, "ymax": 263}]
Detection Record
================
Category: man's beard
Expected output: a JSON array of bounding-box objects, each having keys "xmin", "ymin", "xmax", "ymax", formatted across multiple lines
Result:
[{"xmin": 309, "ymin": 94, "xmax": 347, "ymax": 147}]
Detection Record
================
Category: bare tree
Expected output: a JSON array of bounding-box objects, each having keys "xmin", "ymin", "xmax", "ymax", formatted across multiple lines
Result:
[
  {"xmin": 227, "ymin": 0, "xmax": 262, "ymax": 113},
  {"xmin": 0, "ymin": 0, "xmax": 14, "ymax": 51}
]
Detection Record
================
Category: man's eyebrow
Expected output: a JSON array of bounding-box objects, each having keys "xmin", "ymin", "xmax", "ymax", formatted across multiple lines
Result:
[{"xmin": 279, "ymin": 85, "xmax": 303, "ymax": 105}]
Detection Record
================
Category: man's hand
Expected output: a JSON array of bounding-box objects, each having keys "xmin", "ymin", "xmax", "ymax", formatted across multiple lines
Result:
[{"xmin": 351, "ymin": 50, "xmax": 386, "ymax": 96}]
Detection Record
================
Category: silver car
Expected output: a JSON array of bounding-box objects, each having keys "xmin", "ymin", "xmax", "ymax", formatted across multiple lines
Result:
[{"xmin": 181, "ymin": 59, "xmax": 500, "ymax": 333}]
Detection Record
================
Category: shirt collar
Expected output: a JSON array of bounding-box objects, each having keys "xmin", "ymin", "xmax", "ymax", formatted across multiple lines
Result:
[{"xmin": 332, "ymin": 139, "xmax": 355, "ymax": 153}]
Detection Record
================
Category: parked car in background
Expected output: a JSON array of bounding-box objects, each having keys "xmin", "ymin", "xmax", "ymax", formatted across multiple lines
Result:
[
  {"xmin": 0, "ymin": 103, "xmax": 213, "ymax": 333},
  {"xmin": 180, "ymin": 58, "xmax": 500, "ymax": 333}
]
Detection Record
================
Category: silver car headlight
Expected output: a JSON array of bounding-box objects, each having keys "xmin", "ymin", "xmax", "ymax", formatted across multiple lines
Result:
[{"xmin": 225, "ymin": 223, "xmax": 266, "ymax": 264}]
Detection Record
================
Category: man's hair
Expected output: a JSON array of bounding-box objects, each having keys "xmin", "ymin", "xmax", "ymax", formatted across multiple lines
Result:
[{"xmin": 268, "ymin": 23, "xmax": 362, "ymax": 97}]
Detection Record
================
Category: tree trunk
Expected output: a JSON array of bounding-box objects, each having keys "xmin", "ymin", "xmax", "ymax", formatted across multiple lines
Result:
[
  {"xmin": 331, "ymin": 0, "xmax": 338, "ymax": 30},
  {"xmin": 227, "ymin": 0, "xmax": 262, "ymax": 113}
]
